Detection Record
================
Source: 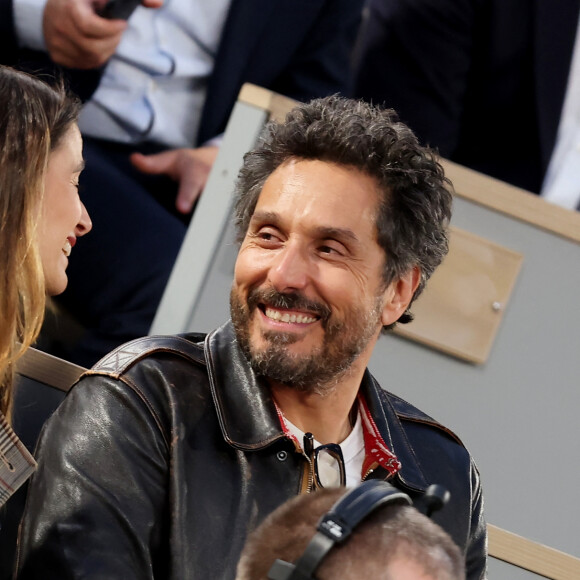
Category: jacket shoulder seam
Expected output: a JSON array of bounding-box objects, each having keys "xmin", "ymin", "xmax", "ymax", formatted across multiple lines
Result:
[
  {"xmin": 90, "ymin": 334, "xmax": 206, "ymax": 377},
  {"xmin": 397, "ymin": 414, "xmax": 465, "ymax": 447},
  {"xmin": 383, "ymin": 391, "xmax": 465, "ymax": 447}
]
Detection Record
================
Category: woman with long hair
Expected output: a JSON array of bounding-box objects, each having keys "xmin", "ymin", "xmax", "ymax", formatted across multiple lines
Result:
[{"xmin": 0, "ymin": 65, "xmax": 91, "ymax": 501}]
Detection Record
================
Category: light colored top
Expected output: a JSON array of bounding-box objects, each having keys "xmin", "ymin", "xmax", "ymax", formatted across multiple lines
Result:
[
  {"xmin": 541, "ymin": 16, "xmax": 580, "ymax": 211},
  {"xmin": 13, "ymin": 0, "xmax": 231, "ymax": 147},
  {"xmin": 285, "ymin": 411, "xmax": 365, "ymax": 488}
]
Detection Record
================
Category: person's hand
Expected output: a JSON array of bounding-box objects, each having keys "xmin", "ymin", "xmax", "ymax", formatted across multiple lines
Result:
[
  {"xmin": 130, "ymin": 146, "xmax": 220, "ymax": 214},
  {"xmin": 42, "ymin": 0, "xmax": 163, "ymax": 69}
]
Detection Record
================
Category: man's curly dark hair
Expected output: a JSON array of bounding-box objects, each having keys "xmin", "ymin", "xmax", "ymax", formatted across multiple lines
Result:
[{"xmin": 233, "ymin": 96, "xmax": 453, "ymax": 330}]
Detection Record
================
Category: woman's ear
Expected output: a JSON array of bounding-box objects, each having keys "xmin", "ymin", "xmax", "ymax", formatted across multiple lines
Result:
[{"xmin": 380, "ymin": 266, "xmax": 421, "ymax": 327}]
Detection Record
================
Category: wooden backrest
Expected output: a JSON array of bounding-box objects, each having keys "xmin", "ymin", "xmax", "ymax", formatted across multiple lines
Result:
[
  {"xmin": 15, "ymin": 346, "xmax": 86, "ymax": 393},
  {"xmin": 0, "ymin": 349, "xmax": 87, "ymax": 577},
  {"xmin": 488, "ymin": 525, "xmax": 580, "ymax": 579}
]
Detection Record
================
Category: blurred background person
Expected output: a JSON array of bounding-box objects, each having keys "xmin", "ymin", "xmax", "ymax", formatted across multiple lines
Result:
[
  {"xmin": 353, "ymin": 0, "xmax": 580, "ymax": 210},
  {"xmin": 236, "ymin": 484, "xmax": 465, "ymax": 580}
]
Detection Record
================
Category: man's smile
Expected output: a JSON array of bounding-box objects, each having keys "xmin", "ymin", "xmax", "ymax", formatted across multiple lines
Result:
[
  {"xmin": 247, "ymin": 286, "xmax": 331, "ymax": 329},
  {"xmin": 262, "ymin": 306, "xmax": 319, "ymax": 325}
]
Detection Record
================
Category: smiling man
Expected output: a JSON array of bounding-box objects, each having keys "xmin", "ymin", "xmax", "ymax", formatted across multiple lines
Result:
[{"xmin": 16, "ymin": 97, "xmax": 487, "ymax": 580}]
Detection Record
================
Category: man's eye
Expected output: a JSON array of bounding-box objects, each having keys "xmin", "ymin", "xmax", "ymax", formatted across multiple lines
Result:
[
  {"xmin": 255, "ymin": 229, "xmax": 281, "ymax": 244},
  {"xmin": 319, "ymin": 245, "xmax": 335, "ymax": 254}
]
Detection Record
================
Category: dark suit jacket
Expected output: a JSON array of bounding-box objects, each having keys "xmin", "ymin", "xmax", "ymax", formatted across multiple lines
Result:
[
  {"xmin": 0, "ymin": 0, "xmax": 103, "ymax": 100},
  {"xmin": 1, "ymin": 0, "xmax": 364, "ymax": 144},
  {"xmin": 353, "ymin": 0, "xmax": 580, "ymax": 193}
]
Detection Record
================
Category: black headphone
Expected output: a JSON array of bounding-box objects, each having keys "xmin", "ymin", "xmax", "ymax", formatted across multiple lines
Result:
[{"xmin": 267, "ymin": 480, "xmax": 450, "ymax": 580}]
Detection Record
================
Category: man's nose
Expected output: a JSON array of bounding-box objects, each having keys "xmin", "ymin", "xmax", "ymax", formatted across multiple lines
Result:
[{"xmin": 267, "ymin": 244, "xmax": 311, "ymax": 293}]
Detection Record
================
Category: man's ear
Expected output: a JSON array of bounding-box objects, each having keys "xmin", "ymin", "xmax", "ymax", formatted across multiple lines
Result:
[{"xmin": 380, "ymin": 266, "xmax": 421, "ymax": 327}]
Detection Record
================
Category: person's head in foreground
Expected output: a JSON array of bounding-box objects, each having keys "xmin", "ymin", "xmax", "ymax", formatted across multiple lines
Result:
[
  {"xmin": 236, "ymin": 485, "xmax": 465, "ymax": 580},
  {"xmin": 0, "ymin": 66, "xmax": 92, "ymax": 420},
  {"xmin": 231, "ymin": 95, "xmax": 452, "ymax": 396}
]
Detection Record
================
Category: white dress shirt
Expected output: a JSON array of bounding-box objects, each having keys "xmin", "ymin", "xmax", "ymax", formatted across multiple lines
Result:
[
  {"xmin": 13, "ymin": 0, "xmax": 231, "ymax": 147},
  {"xmin": 541, "ymin": 16, "xmax": 580, "ymax": 211}
]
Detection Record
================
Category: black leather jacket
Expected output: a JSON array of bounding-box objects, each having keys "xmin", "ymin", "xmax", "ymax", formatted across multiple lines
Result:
[{"xmin": 16, "ymin": 322, "xmax": 487, "ymax": 579}]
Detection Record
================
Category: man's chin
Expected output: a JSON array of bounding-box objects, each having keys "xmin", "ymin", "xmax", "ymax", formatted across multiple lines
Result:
[
  {"xmin": 260, "ymin": 328, "xmax": 301, "ymax": 345},
  {"xmin": 252, "ymin": 327, "xmax": 329, "ymax": 361}
]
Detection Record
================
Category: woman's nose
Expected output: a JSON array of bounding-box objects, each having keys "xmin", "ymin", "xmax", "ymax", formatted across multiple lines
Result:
[{"xmin": 75, "ymin": 202, "xmax": 93, "ymax": 236}]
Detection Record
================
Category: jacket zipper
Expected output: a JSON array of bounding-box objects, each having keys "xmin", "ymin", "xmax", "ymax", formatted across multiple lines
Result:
[
  {"xmin": 362, "ymin": 461, "xmax": 378, "ymax": 481},
  {"xmin": 302, "ymin": 432, "xmax": 315, "ymax": 492}
]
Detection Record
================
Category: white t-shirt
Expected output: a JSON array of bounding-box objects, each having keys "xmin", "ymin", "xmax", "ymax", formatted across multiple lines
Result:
[{"xmin": 285, "ymin": 411, "xmax": 365, "ymax": 488}]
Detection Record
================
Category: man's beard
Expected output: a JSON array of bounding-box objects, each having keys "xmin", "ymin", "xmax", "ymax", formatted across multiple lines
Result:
[{"xmin": 230, "ymin": 286, "xmax": 383, "ymax": 395}]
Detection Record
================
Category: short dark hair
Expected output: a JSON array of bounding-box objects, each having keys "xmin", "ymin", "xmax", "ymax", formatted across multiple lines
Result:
[
  {"xmin": 233, "ymin": 96, "xmax": 452, "ymax": 329},
  {"xmin": 236, "ymin": 487, "xmax": 465, "ymax": 580}
]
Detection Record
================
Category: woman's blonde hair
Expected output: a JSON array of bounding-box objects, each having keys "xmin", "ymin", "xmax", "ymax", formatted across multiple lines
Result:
[{"xmin": 0, "ymin": 66, "xmax": 81, "ymax": 421}]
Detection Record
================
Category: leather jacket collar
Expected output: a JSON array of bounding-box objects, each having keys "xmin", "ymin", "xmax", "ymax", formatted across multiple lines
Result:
[{"xmin": 204, "ymin": 321, "xmax": 457, "ymax": 494}]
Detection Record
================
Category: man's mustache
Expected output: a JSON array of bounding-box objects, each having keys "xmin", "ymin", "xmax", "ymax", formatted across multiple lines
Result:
[{"xmin": 247, "ymin": 287, "xmax": 331, "ymax": 323}]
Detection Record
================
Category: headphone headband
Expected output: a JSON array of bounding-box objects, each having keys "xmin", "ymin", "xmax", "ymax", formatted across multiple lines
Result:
[{"xmin": 267, "ymin": 481, "xmax": 416, "ymax": 580}]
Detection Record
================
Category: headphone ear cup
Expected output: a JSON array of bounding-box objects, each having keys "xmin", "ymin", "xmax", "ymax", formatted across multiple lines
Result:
[
  {"xmin": 268, "ymin": 558, "xmax": 304, "ymax": 580},
  {"xmin": 416, "ymin": 484, "xmax": 451, "ymax": 517}
]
